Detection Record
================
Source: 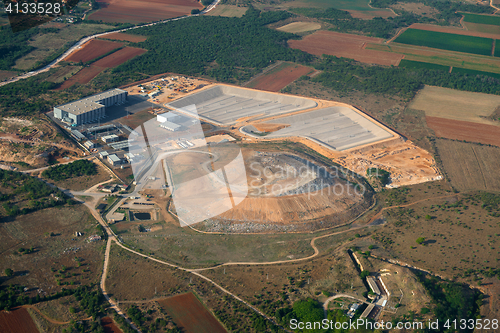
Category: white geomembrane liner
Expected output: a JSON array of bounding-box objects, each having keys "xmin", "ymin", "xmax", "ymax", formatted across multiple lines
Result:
[{"xmin": 128, "ymin": 104, "xmax": 248, "ymax": 227}]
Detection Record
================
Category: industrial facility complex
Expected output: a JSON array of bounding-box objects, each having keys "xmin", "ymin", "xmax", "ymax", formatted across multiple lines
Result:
[
  {"xmin": 53, "ymin": 88, "xmax": 128, "ymax": 125},
  {"xmin": 166, "ymin": 85, "xmax": 317, "ymax": 125},
  {"xmin": 251, "ymin": 106, "xmax": 393, "ymax": 151}
]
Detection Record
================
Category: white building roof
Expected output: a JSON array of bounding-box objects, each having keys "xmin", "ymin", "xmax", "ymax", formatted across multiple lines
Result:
[{"xmin": 108, "ymin": 154, "xmax": 121, "ymax": 162}]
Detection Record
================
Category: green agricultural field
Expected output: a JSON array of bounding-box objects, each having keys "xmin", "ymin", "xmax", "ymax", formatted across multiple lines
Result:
[
  {"xmin": 394, "ymin": 28, "xmax": 494, "ymax": 56},
  {"xmin": 495, "ymin": 40, "xmax": 500, "ymax": 57},
  {"xmin": 461, "ymin": 12, "xmax": 500, "ymax": 26},
  {"xmin": 399, "ymin": 59, "xmax": 450, "ymax": 72}
]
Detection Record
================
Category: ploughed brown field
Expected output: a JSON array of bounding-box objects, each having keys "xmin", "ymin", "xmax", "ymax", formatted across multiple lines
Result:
[
  {"xmin": 56, "ymin": 47, "xmax": 146, "ymax": 90},
  {"xmin": 0, "ymin": 308, "xmax": 39, "ymax": 333},
  {"xmin": 158, "ymin": 293, "xmax": 227, "ymax": 333},
  {"xmin": 99, "ymin": 32, "xmax": 147, "ymax": 42},
  {"xmin": 65, "ymin": 39, "xmax": 123, "ymax": 63},
  {"xmin": 247, "ymin": 63, "xmax": 314, "ymax": 92},
  {"xmin": 426, "ymin": 116, "xmax": 500, "ymax": 147},
  {"xmin": 88, "ymin": 0, "xmax": 203, "ymax": 24},
  {"xmin": 93, "ymin": 47, "xmax": 146, "ymax": 67},
  {"xmin": 55, "ymin": 66, "xmax": 106, "ymax": 89},
  {"xmin": 288, "ymin": 31, "xmax": 403, "ymax": 66}
]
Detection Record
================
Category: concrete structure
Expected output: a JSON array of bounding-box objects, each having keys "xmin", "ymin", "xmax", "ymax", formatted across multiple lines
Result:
[
  {"xmin": 70, "ymin": 130, "xmax": 86, "ymax": 141},
  {"xmin": 54, "ymin": 89, "xmax": 127, "ymax": 125},
  {"xmin": 166, "ymin": 85, "xmax": 317, "ymax": 125},
  {"xmin": 99, "ymin": 151, "xmax": 109, "ymax": 159},
  {"xmin": 107, "ymin": 154, "xmax": 122, "ymax": 166},
  {"xmin": 148, "ymin": 91, "xmax": 160, "ymax": 98},
  {"xmin": 360, "ymin": 304, "xmax": 375, "ymax": 319},
  {"xmin": 249, "ymin": 106, "xmax": 393, "ymax": 151},
  {"xmin": 84, "ymin": 141, "xmax": 95, "ymax": 149},
  {"xmin": 159, "ymin": 121, "xmax": 181, "ymax": 131},
  {"xmin": 101, "ymin": 134, "xmax": 119, "ymax": 143},
  {"xmin": 366, "ymin": 277, "xmax": 381, "ymax": 295},
  {"xmin": 157, "ymin": 112, "xmax": 180, "ymax": 123},
  {"xmin": 109, "ymin": 141, "xmax": 129, "ymax": 150}
]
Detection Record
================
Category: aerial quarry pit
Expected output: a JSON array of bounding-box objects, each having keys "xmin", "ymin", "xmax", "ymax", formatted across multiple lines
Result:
[{"xmin": 131, "ymin": 81, "xmax": 441, "ymax": 232}]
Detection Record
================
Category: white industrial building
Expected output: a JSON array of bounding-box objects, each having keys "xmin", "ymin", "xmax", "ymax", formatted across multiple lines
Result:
[
  {"xmin": 107, "ymin": 154, "xmax": 123, "ymax": 166},
  {"xmin": 101, "ymin": 134, "xmax": 119, "ymax": 143},
  {"xmin": 99, "ymin": 151, "xmax": 109, "ymax": 159},
  {"xmin": 157, "ymin": 112, "xmax": 179, "ymax": 123},
  {"xmin": 53, "ymin": 89, "xmax": 127, "ymax": 125},
  {"xmin": 84, "ymin": 141, "xmax": 95, "ymax": 149},
  {"xmin": 160, "ymin": 121, "xmax": 181, "ymax": 131}
]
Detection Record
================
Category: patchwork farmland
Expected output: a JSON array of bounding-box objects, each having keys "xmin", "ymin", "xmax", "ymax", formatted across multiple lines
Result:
[
  {"xmin": 57, "ymin": 46, "xmax": 146, "ymax": 89},
  {"xmin": 393, "ymin": 28, "xmax": 494, "ymax": 56},
  {"xmin": 0, "ymin": 308, "xmax": 39, "ymax": 333},
  {"xmin": 436, "ymin": 139, "xmax": 500, "ymax": 192},
  {"xmin": 277, "ymin": 22, "xmax": 322, "ymax": 33},
  {"xmin": 409, "ymin": 85, "xmax": 500, "ymax": 125},
  {"xmin": 99, "ymin": 32, "xmax": 147, "ymax": 43},
  {"xmin": 88, "ymin": 0, "xmax": 203, "ymax": 24},
  {"xmin": 246, "ymin": 62, "xmax": 314, "ymax": 92},
  {"xmin": 288, "ymin": 31, "xmax": 404, "ymax": 66},
  {"xmin": 427, "ymin": 117, "xmax": 500, "ymax": 147},
  {"xmin": 64, "ymin": 39, "xmax": 124, "ymax": 63}
]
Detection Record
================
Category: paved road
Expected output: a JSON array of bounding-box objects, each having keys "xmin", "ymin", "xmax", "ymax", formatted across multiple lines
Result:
[{"xmin": 0, "ymin": 0, "xmax": 221, "ymax": 87}]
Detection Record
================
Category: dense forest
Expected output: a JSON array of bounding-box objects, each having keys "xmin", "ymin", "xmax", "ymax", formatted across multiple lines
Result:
[
  {"xmin": 42, "ymin": 159, "xmax": 98, "ymax": 181},
  {"xmin": 116, "ymin": 7, "xmax": 312, "ymax": 82},
  {"xmin": 311, "ymin": 56, "xmax": 500, "ymax": 100},
  {"xmin": 414, "ymin": 272, "xmax": 482, "ymax": 333}
]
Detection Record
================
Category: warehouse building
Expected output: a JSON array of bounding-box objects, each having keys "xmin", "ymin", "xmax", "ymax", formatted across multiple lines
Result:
[
  {"xmin": 157, "ymin": 112, "xmax": 179, "ymax": 123},
  {"xmin": 54, "ymin": 89, "xmax": 127, "ymax": 125},
  {"xmin": 159, "ymin": 121, "xmax": 181, "ymax": 132},
  {"xmin": 101, "ymin": 134, "xmax": 119, "ymax": 143},
  {"xmin": 84, "ymin": 141, "xmax": 95, "ymax": 149},
  {"xmin": 107, "ymin": 154, "xmax": 123, "ymax": 166}
]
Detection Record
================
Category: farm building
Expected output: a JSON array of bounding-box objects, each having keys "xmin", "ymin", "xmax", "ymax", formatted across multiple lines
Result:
[
  {"xmin": 157, "ymin": 112, "xmax": 180, "ymax": 123},
  {"xmin": 84, "ymin": 141, "xmax": 95, "ymax": 149},
  {"xmin": 159, "ymin": 121, "xmax": 181, "ymax": 131},
  {"xmin": 54, "ymin": 89, "xmax": 127, "ymax": 125},
  {"xmin": 107, "ymin": 154, "xmax": 123, "ymax": 166},
  {"xmin": 102, "ymin": 134, "xmax": 119, "ymax": 143}
]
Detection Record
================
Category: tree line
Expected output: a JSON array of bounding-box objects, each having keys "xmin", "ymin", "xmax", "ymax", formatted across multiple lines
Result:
[{"xmin": 42, "ymin": 159, "xmax": 98, "ymax": 181}]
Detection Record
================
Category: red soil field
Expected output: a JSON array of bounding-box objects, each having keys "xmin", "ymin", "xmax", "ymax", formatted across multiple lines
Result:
[
  {"xmin": 93, "ymin": 47, "xmax": 146, "ymax": 67},
  {"xmin": 57, "ymin": 47, "xmax": 145, "ymax": 89},
  {"xmin": 408, "ymin": 23, "xmax": 500, "ymax": 39},
  {"xmin": 88, "ymin": 0, "xmax": 203, "ymax": 24},
  {"xmin": 65, "ymin": 39, "xmax": 123, "ymax": 63},
  {"xmin": 100, "ymin": 32, "xmax": 147, "ymax": 42},
  {"xmin": 55, "ymin": 66, "xmax": 106, "ymax": 90},
  {"xmin": 288, "ymin": 31, "xmax": 404, "ymax": 66},
  {"xmin": 101, "ymin": 316, "xmax": 123, "ymax": 333},
  {"xmin": 347, "ymin": 10, "xmax": 395, "ymax": 19},
  {"xmin": 158, "ymin": 293, "xmax": 227, "ymax": 333},
  {"xmin": 427, "ymin": 116, "xmax": 500, "ymax": 147},
  {"xmin": 0, "ymin": 308, "xmax": 39, "ymax": 333},
  {"xmin": 248, "ymin": 63, "xmax": 314, "ymax": 92}
]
